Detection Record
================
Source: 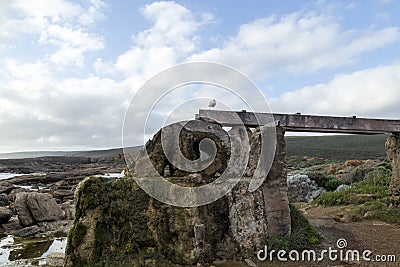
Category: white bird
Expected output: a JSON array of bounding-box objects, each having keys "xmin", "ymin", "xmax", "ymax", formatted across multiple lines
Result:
[{"xmin": 208, "ymin": 99, "xmax": 216, "ymax": 109}]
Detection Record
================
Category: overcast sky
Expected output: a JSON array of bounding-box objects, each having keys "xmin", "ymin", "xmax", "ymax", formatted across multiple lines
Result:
[{"xmin": 1, "ymin": 0, "xmax": 400, "ymax": 153}]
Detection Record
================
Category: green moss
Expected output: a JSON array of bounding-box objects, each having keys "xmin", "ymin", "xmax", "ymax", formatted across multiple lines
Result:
[
  {"xmin": 67, "ymin": 177, "xmax": 164, "ymax": 266},
  {"xmin": 71, "ymin": 222, "xmax": 87, "ymax": 249},
  {"xmin": 66, "ymin": 176, "xmax": 228, "ymax": 266},
  {"xmin": 266, "ymin": 204, "xmax": 320, "ymax": 252},
  {"xmin": 53, "ymin": 229, "xmax": 68, "ymax": 238}
]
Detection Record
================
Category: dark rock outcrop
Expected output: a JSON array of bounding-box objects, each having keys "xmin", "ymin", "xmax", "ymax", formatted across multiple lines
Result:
[
  {"xmin": 0, "ymin": 193, "xmax": 9, "ymax": 206},
  {"xmin": 0, "ymin": 206, "xmax": 12, "ymax": 224},
  {"xmin": 15, "ymin": 193, "xmax": 35, "ymax": 226},
  {"xmin": 386, "ymin": 134, "xmax": 400, "ymax": 206},
  {"xmin": 15, "ymin": 192, "xmax": 64, "ymax": 226}
]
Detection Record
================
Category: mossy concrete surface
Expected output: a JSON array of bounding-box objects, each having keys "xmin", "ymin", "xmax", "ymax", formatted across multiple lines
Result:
[
  {"xmin": 64, "ymin": 176, "xmax": 232, "ymax": 266},
  {"xmin": 65, "ymin": 122, "xmax": 293, "ymax": 266}
]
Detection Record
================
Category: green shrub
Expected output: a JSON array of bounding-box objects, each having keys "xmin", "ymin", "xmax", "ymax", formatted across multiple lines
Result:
[
  {"xmin": 365, "ymin": 166, "xmax": 391, "ymax": 187},
  {"xmin": 376, "ymin": 159, "xmax": 392, "ymax": 171},
  {"xmin": 324, "ymin": 175, "xmax": 343, "ymax": 191},
  {"xmin": 266, "ymin": 205, "xmax": 320, "ymax": 251},
  {"xmin": 350, "ymin": 166, "xmax": 365, "ymax": 183},
  {"xmin": 314, "ymin": 166, "xmax": 392, "ymax": 207},
  {"xmin": 307, "ymin": 172, "xmax": 343, "ymax": 191}
]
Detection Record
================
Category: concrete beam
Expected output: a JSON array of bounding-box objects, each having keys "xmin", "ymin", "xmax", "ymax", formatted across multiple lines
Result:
[{"xmin": 196, "ymin": 110, "xmax": 400, "ymax": 134}]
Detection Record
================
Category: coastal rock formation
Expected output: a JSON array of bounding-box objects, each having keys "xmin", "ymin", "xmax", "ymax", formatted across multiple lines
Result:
[
  {"xmin": 0, "ymin": 155, "xmax": 127, "ymax": 243},
  {"xmin": 0, "ymin": 206, "xmax": 12, "ymax": 224},
  {"xmin": 14, "ymin": 192, "xmax": 64, "ymax": 226},
  {"xmin": 386, "ymin": 134, "xmax": 400, "ymax": 206},
  {"xmin": 65, "ymin": 121, "xmax": 291, "ymax": 266}
]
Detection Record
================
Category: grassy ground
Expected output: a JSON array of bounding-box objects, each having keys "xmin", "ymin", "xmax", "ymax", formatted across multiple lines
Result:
[
  {"xmin": 313, "ymin": 161, "xmax": 400, "ymax": 224},
  {"xmin": 286, "ymin": 134, "xmax": 388, "ymax": 160}
]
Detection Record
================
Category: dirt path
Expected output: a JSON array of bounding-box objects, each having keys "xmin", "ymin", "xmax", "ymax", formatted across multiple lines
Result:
[
  {"xmin": 215, "ymin": 205, "xmax": 400, "ymax": 267},
  {"xmin": 303, "ymin": 205, "xmax": 400, "ymax": 267}
]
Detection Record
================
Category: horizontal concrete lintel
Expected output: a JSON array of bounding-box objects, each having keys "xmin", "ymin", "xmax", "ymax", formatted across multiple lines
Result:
[{"xmin": 197, "ymin": 110, "xmax": 400, "ymax": 134}]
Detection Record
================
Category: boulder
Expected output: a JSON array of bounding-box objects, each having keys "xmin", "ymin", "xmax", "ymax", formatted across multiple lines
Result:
[
  {"xmin": 61, "ymin": 200, "xmax": 75, "ymax": 220},
  {"xmin": 13, "ymin": 225, "xmax": 41, "ymax": 237},
  {"xmin": 15, "ymin": 192, "xmax": 35, "ymax": 226},
  {"xmin": 335, "ymin": 184, "xmax": 351, "ymax": 192},
  {"xmin": 15, "ymin": 192, "xmax": 64, "ymax": 226},
  {"xmin": 46, "ymin": 252, "xmax": 65, "ymax": 266},
  {"xmin": 1, "ymin": 216, "xmax": 23, "ymax": 231},
  {"xmin": 0, "ymin": 181, "xmax": 15, "ymax": 194},
  {"xmin": 51, "ymin": 189, "xmax": 75, "ymax": 202},
  {"xmin": 287, "ymin": 174, "xmax": 326, "ymax": 203},
  {"xmin": 26, "ymin": 192, "xmax": 64, "ymax": 222},
  {"xmin": 386, "ymin": 134, "xmax": 400, "ymax": 206},
  {"xmin": 0, "ymin": 193, "xmax": 9, "ymax": 206},
  {"xmin": 0, "ymin": 206, "xmax": 12, "ymax": 224}
]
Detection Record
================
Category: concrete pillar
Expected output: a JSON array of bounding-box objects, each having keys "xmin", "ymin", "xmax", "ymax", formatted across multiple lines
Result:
[
  {"xmin": 246, "ymin": 126, "xmax": 291, "ymax": 237},
  {"xmin": 262, "ymin": 126, "xmax": 291, "ymax": 237},
  {"xmin": 386, "ymin": 134, "xmax": 400, "ymax": 207}
]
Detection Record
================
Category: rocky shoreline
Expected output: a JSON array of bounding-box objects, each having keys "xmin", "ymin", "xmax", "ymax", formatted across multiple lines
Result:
[{"xmin": 0, "ymin": 155, "xmax": 126, "ymax": 264}]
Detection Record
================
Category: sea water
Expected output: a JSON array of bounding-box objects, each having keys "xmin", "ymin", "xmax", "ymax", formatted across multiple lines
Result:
[
  {"xmin": 0, "ymin": 173, "xmax": 46, "ymax": 180},
  {"xmin": 0, "ymin": 235, "xmax": 67, "ymax": 265}
]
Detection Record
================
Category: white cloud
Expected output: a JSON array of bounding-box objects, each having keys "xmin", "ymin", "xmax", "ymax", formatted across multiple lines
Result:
[
  {"xmin": 78, "ymin": 0, "xmax": 107, "ymax": 25},
  {"xmin": 39, "ymin": 25, "xmax": 104, "ymax": 66},
  {"xmin": 1, "ymin": 59, "xmax": 52, "ymax": 100},
  {"xmin": 114, "ymin": 46, "xmax": 177, "ymax": 77},
  {"xmin": 0, "ymin": 0, "xmax": 107, "ymax": 67},
  {"xmin": 136, "ymin": 1, "xmax": 206, "ymax": 52},
  {"xmin": 0, "ymin": 1, "xmax": 216, "ymax": 152},
  {"xmin": 98, "ymin": 1, "xmax": 212, "ymax": 80},
  {"xmin": 11, "ymin": 0, "xmax": 82, "ymax": 22},
  {"xmin": 270, "ymin": 64, "xmax": 400, "ymax": 118},
  {"xmin": 189, "ymin": 13, "xmax": 400, "ymax": 78},
  {"xmin": 378, "ymin": 0, "xmax": 394, "ymax": 4},
  {"xmin": 0, "ymin": 0, "xmax": 82, "ymax": 42},
  {"xmin": 346, "ymin": 2, "xmax": 358, "ymax": 9},
  {"xmin": 48, "ymin": 135, "xmax": 62, "ymax": 143}
]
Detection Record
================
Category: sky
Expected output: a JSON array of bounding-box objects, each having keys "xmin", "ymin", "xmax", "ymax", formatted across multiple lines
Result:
[{"xmin": 0, "ymin": 0, "xmax": 400, "ymax": 153}]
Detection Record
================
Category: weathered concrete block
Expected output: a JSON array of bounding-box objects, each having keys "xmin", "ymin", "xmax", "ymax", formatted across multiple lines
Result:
[
  {"xmin": 65, "ymin": 121, "xmax": 292, "ymax": 266},
  {"xmin": 386, "ymin": 134, "xmax": 400, "ymax": 206},
  {"xmin": 248, "ymin": 126, "xmax": 291, "ymax": 237},
  {"xmin": 64, "ymin": 177, "xmax": 231, "ymax": 266}
]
